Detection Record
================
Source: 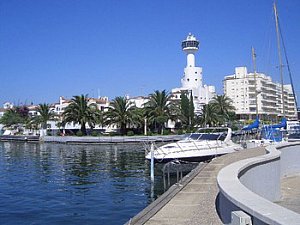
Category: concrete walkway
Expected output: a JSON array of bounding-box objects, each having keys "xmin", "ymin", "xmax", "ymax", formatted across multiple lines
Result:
[
  {"xmin": 137, "ymin": 147, "xmax": 266, "ymax": 225},
  {"xmin": 276, "ymin": 174, "xmax": 300, "ymax": 214}
]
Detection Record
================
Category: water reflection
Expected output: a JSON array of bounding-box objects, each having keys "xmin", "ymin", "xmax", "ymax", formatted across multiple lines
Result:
[{"xmin": 0, "ymin": 142, "xmax": 164, "ymax": 225}]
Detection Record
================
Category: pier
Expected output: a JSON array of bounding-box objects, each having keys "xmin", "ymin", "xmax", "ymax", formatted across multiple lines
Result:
[
  {"xmin": 0, "ymin": 135, "xmax": 184, "ymax": 144},
  {"xmin": 42, "ymin": 135, "xmax": 184, "ymax": 144},
  {"xmin": 128, "ymin": 142, "xmax": 300, "ymax": 225},
  {"xmin": 0, "ymin": 135, "xmax": 39, "ymax": 142}
]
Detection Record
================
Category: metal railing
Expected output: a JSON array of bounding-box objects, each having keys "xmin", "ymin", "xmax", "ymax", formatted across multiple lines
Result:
[{"xmin": 162, "ymin": 160, "xmax": 199, "ymax": 191}]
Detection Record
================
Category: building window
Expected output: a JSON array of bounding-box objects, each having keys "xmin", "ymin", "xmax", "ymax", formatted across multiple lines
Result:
[
  {"xmin": 187, "ymin": 78, "xmax": 190, "ymax": 81},
  {"xmin": 195, "ymin": 79, "xmax": 197, "ymax": 81}
]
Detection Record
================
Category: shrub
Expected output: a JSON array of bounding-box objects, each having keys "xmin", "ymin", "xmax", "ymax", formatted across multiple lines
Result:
[
  {"xmin": 163, "ymin": 129, "xmax": 170, "ymax": 135},
  {"xmin": 127, "ymin": 130, "xmax": 134, "ymax": 136},
  {"xmin": 76, "ymin": 131, "xmax": 83, "ymax": 136},
  {"xmin": 91, "ymin": 131, "xmax": 98, "ymax": 137},
  {"xmin": 177, "ymin": 129, "xmax": 183, "ymax": 135}
]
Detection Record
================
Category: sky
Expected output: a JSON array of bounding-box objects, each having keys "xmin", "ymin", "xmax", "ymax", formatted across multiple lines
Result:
[{"xmin": 0, "ymin": 0, "xmax": 299, "ymax": 105}]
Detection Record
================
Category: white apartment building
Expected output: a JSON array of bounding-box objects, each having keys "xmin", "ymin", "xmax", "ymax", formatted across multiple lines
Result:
[
  {"xmin": 224, "ymin": 67, "xmax": 297, "ymax": 120},
  {"xmin": 282, "ymin": 84, "xmax": 298, "ymax": 119},
  {"xmin": 48, "ymin": 96, "xmax": 110, "ymax": 132},
  {"xmin": 127, "ymin": 96, "xmax": 149, "ymax": 108},
  {"xmin": 172, "ymin": 33, "xmax": 216, "ymax": 113}
]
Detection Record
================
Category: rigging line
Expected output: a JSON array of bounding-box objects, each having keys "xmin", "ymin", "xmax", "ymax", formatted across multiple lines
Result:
[
  {"xmin": 274, "ymin": 2, "xmax": 285, "ymax": 117},
  {"xmin": 262, "ymin": 6, "xmax": 276, "ymax": 75},
  {"xmin": 278, "ymin": 19, "xmax": 298, "ymax": 109}
]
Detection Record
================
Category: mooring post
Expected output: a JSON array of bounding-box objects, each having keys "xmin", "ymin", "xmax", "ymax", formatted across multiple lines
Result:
[{"xmin": 150, "ymin": 142, "xmax": 155, "ymax": 183}]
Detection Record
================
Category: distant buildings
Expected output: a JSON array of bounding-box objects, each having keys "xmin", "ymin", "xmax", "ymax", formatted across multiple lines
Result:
[
  {"xmin": 0, "ymin": 34, "xmax": 298, "ymax": 135},
  {"xmin": 0, "ymin": 96, "xmax": 111, "ymax": 134},
  {"xmin": 48, "ymin": 96, "xmax": 110, "ymax": 132},
  {"xmin": 171, "ymin": 33, "xmax": 216, "ymax": 113},
  {"xmin": 223, "ymin": 67, "xmax": 297, "ymax": 121}
]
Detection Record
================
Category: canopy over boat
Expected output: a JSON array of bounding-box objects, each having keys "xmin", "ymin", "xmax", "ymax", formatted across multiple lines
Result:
[
  {"xmin": 242, "ymin": 118, "xmax": 260, "ymax": 131},
  {"xmin": 265, "ymin": 118, "xmax": 287, "ymax": 129}
]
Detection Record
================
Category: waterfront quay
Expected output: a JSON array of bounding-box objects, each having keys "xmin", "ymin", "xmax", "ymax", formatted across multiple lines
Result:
[
  {"xmin": 0, "ymin": 135, "xmax": 184, "ymax": 144},
  {"xmin": 128, "ymin": 143, "xmax": 300, "ymax": 225},
  {"xmin": 42, "ymin": 135, "xmax": 184, "ymax": 144}
]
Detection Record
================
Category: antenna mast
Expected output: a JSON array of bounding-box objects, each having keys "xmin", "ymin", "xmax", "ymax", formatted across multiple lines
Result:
[{"xmin": 252, "ymin": 47, "xmax": 259, "ymax": 119}]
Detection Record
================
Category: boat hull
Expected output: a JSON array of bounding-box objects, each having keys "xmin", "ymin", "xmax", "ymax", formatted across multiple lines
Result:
[
  {"xmin": 146, "ymin": 153, "xmax": 227, "ymax": 163},
  {"xmin": 145, "ymin": 127, "xmax": 242, "ymax": 163},
  {"xmin": 146, "ymin": 145, "xmax": 241, "ymax": 163}
]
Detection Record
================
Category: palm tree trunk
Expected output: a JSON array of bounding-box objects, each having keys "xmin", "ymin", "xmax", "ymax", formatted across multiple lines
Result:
[
  {"xmin": 121, "ymin": 123, "xmax": 126, "ymax": 135},
  {"xmin": 81, "ymin": 123, "xmax": 87, "ymax": 136}
]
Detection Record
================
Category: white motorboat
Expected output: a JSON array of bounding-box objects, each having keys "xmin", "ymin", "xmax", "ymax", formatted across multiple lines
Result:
[{"xmin": 146, "ymin": 127, "xmax": 242, "ymax": 162}]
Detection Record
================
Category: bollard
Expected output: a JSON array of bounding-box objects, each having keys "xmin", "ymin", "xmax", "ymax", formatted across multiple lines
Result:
[{"xmin": 150, "ymin": 143, "xmax": 155, "ymax": 183}]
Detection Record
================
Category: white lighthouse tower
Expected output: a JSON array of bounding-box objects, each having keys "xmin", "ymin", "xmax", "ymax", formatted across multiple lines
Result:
[
  {"xmin": 181, "ymin": 33, "xmax": 203, "ymax": 91},
  {"xmin": 172, "ymin": 33, "xmax": 216, "ymax": 113}
]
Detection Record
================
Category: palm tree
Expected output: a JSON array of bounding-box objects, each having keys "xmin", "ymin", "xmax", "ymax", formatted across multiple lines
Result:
[
  {"xmin": 35, "ymin": 103, "xmax": 55, "ymax": 129},
  {"xmin": 31, "ymin": 103, "xmax": 55, "ymax": 136},
  {"xmin": 196, "ymin": 103, "xmax": 219, "ymax": 127},
  {"xmin": 104, "ymin": 96, "xmax": 136, "ymax": 135},
  {"xmin": 62, "ymin": 95, "xmax": 100, "ymax": 135},
  {"xmin": 210, "ymin": 95, "xmax": 235, "ymax": 125},
  {"xmin": 144, "ymin": 90, "xmax": 175, "ymax": 134},
  {"xmin": 130, "ymin": 107, "xmax": 145, "ymax": 133}
]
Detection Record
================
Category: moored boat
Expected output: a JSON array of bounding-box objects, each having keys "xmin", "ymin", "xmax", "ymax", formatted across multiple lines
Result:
[{"xmin": 145, "ymin": 127, "xmax": 242, "ymax": 162}]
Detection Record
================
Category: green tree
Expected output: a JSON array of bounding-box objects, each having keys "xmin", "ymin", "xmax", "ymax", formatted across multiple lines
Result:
[
  {"xmin": 104, "ymin": 96, "xmax": 136, "ymax": 135},
  {"xmin": 62, "ymin": 95, "xmax": 100, "ymax": 135},
  {"xmin": 32, "ymin": 103, "xmax": 55, "ymax": 129},
  {"xmin": 131, "ymin": 107, "xmax": 145, "ymax": 133},
  {"xmin": 144, "ymin": 90, "xmax": 176, "ymax": 134},
  {"xmin": 180, "ymin": 91, "xmax": 195, "ymax": 131},
  {"xmin": 0, "ymin": 108, "xmax": 23, "ymax": 128},
  {"xmin": 195, "ymin": 103, "xmax": 219, "ymax": 127},
  {"xmin": 210, "ymin": 95, "xmax": 235, "ymax": 125},
  {"xmin": 15, "ymin": 106, "xmax": 29, "ymax": 119}
]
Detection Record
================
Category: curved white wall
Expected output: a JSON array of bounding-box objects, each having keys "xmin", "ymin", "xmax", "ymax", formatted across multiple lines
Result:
[{"xmin": 217, "ymin": 143, "xmax": 300, "ymax": 225}]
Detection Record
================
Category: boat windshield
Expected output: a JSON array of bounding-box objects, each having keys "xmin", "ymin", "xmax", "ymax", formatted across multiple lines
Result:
[{"xmin": 186, "ymin": 133, "xmax": 226, "ymax": 141}]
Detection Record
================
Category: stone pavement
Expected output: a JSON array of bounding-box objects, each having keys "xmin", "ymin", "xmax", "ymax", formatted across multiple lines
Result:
[
  {"xmin": 276, "ymin": 174, "xmax": 300, "ymax": 214},
  {"xmin": 128, "ymin": 147, "xmax": 300, "ymax": 225},
  {"xmin": 141, "ymin": 147, "xmax": 266, "ymax": 225}
]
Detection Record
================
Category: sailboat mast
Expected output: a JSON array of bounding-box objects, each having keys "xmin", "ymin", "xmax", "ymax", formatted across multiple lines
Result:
[
  {"xmin": 278, "ymin": 18, "xmax": 299, "ymax": 111},
  {"xmin": 274, "ymin": 2, "xmax": 286, "ymax": 117},
  {"xmin": 251, "ymin": 47, "xmax": 259, "ymax": 119}
]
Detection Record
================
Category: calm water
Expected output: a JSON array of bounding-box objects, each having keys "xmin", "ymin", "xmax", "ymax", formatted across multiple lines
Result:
[{"xmin": 0, "ymin": 142, "xmax": 164, "ymax": 225}]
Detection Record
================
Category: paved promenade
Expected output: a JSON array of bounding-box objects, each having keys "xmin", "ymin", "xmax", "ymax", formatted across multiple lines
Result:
[
  {"xmin": 129, "ymin": 147, "xmax": 266, "ymax": 225},
  {"xmin": 128, "ymin": 146, "xmax": 300, "ymax": 225},
  {"xmin": 276, "ymin": 174, "xmax": 300, "ymax": 214}
]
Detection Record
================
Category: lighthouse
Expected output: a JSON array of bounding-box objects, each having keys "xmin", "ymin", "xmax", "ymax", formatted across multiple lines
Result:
[
  {"xmin": 182, "ymin": 32, "xmax": 199, "ymax": 67},
  {"xmin": 172, "ymin": 33, "xmax": 216, "ymax": 113},
  {"xmin": 181, "ymin": 33, "xmax": 203, "ymax": 92}
]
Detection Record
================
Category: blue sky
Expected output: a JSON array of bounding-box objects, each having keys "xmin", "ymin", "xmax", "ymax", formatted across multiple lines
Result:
[{"xmin": 1, "ymin": 0, "xmax": 299, "ymax": 105}]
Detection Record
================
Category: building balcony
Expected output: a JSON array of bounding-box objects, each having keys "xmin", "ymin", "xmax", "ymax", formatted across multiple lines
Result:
[{"xmin": 261, "ymin": 98, "xmax": 277, "ymax": 103}]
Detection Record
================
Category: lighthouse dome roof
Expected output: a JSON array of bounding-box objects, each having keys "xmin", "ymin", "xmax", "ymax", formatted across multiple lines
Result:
[{"xmin": 186, "ymin": 33, "xmax": 197, "ymax": 41}]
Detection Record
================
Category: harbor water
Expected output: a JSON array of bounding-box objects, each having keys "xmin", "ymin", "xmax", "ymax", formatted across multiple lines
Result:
[{"xmin": 0, "ymin": 142, "xmax": 164, "ymax": 225}]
